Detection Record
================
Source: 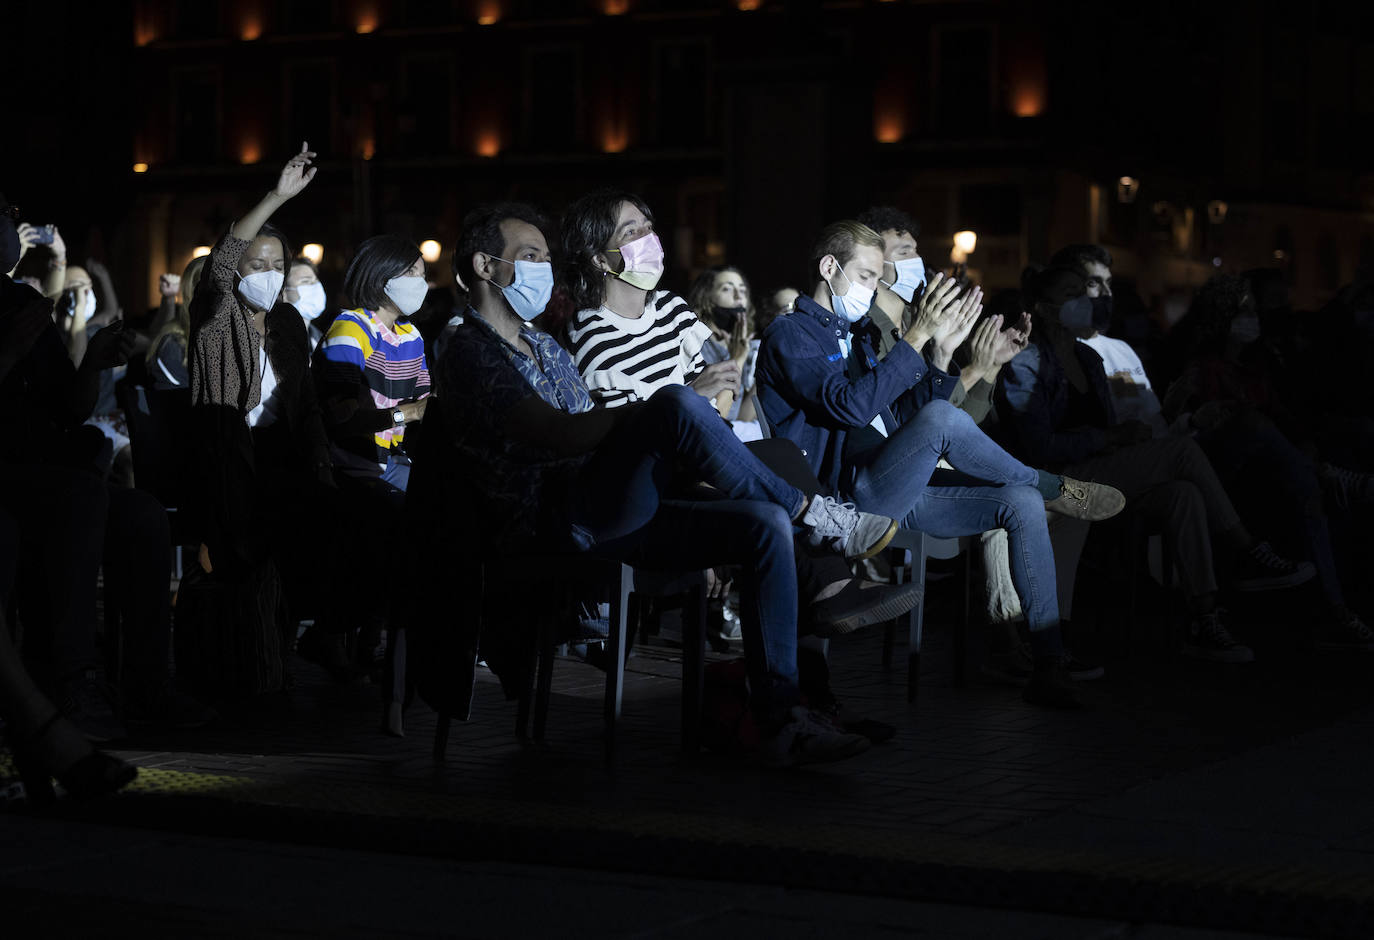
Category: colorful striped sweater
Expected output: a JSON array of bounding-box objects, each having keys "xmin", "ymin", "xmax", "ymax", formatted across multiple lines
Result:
[{"xmin": 318, "ymin": 308, "xmax": 431, "ymax": 464}]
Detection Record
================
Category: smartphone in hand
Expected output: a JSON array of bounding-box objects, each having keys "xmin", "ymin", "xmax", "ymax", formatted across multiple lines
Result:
[{"xmin": 31, "ymin": 225, "xmax": 55, "ymax": 245}]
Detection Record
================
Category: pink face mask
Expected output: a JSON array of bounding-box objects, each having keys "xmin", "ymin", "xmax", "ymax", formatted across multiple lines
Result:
[{"xmin": 608, "ymin": 231, "xmax": 664, "ymax": 291}]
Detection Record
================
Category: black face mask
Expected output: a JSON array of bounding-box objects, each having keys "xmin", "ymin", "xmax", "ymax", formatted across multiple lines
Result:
[
  {"xmin": 1057, "ymin": 295, "xmax": 1093, "ymax": 332},
  {"xmin": 712, "ymin": 305, "xmax": 747, "ymax": 332},
  {"xmin": 1090, "ymin": 294, "xmax": 1114, "ymax": 332}
]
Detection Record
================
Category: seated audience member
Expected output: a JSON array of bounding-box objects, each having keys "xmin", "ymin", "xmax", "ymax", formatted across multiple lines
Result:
[
  {"xmin": 315, "ymin": 234, "xmax": 431, "ymax": 498},
  {"xmin": 687, "ymin": 264, "xmax": 762, "ymax": 442},
  {"xmin": 187, "ymin": 144, "xmax": 333, "ymax": 699},
  {"xmin": 756, "ymin": 286, "xmax": 799, "ymax": 336},
  {"xmin": 283, "ymin": 256, "xmax": 331, "ymax": 350},
  {"xmin": 147, "ymin": 256, "xmax": 206, "ymax": 390},
  {"xmin": 436, "ymin": 202, "xmax": 902, "ymax": 765},
  {"xmin": 856, "ymin": 206, "xmax": 927, "ymax": 359},
  {"xmin": 564, "ymin": 189, "xmax": 740, "ymax": 414},
  {"xmin": 1145, "ymin": 273, "xmax": 1373, "ymax": 649},
  {"xmin": 755, "ymin": 221, "xmax": 1126, "ymax": 707},
  {"xmin": 559, "ymin": 190, "xmax": 924, "ymax": 646},
  {"xmin": 997, "ymin": 264, "xmax": 1315, "ymax": 664}
]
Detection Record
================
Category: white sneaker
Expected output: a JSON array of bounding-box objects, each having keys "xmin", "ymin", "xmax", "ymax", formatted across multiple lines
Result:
[
  {"xmin": 800, "ymin": 496, "xmax": 897, "ymax": 562},
  {"xmin": 759, "ymin": 706, "xmax": 871, "ymax": 767}
]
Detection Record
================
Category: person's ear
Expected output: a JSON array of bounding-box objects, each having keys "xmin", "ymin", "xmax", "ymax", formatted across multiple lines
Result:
[
  {"xmin": 472, "ymin": 251, "xmax": 499, "ymax": 285},
  {"xmin": 818, "ymin": 254, "xmax": 837, "ymax": 281}
]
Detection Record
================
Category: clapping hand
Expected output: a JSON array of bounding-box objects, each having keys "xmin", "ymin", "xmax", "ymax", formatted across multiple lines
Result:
[
  {"xmin": 272, "ymin": 142, "xmax": 318, "ymax": 200},
  {"xmin": 930, "ymin": 284, "xmax": 983, "ymax": 366},
  {"xmin": 904, "ymin": 272, "xmax": 960, "ymax": 348},
  {"xmin": 727, "ymin": 311, "xmax": 751, "ymax": 360}
]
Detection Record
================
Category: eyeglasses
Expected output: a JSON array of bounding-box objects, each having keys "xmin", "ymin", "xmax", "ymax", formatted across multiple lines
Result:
[{"xmin": 1, "ymin": 205, "xmax": 19, "ymax": 222}]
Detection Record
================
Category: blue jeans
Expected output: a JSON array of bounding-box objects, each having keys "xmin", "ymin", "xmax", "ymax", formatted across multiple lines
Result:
[
  {"xmin": 848, "ymin": 399, "xmax": 1061, "ymax": 634},
  {"xmin": 568, "ymin": 385, "xmax": 806, "ymax": 722}
]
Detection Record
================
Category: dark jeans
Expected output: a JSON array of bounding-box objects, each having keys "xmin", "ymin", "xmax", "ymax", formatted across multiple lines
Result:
[
  {"xmin": 568, "ymin": 385, "xmax": 807, "ymax": 724},
  {"xmin": 1198, "ymin": 409, "xmax": 1342, "ymax": 607}
]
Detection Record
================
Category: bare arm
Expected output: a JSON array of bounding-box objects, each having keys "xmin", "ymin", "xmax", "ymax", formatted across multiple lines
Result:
[{"xmin": 230, "ymin": 142, "xmax": 317, "ymax": 242}]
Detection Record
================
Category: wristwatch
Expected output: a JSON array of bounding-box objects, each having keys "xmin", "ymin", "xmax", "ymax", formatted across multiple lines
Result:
[{"xmin": 392, "ymin": 407, "xmax": 406, "ymax": 425}]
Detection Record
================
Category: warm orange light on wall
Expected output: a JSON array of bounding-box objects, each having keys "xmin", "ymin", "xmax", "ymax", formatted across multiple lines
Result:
[
  {"xmin": 600, "ymin": 120, "xmax": 629, "ymax": 154},
  {"xmin": 360, "ymin": 138, "xmax": 376, "ymax": 160},
  {"xmin": 476, "ymin": 0, "xmax": 502, "ymax": 24},
  {"xmin": 239, "ymin": 140, "xmax": 262, "ymax": 165},
  {"xmin": 736, "ymin": 0, "xmax": 763, "ymax": 9},
  {"xmin": 132, "ymin": 163, "xmax": 149, "ymax": 173},
  {"xmin": 420, "ymin": 240, "xmax": 443, "ymax": 264},
  {"xmin": 1010, "ymin": 82, "xmax": 1045, "ymax": 118},
  {"xmin": 474, "ymin": 130, "xmax": 501, "ymax": 157},
  {"xmin": 354, "ymin": 2, "xmax": 379, "ymax": 33},
  {"xmin": 601, "ymin": 0, "xmax": 630, "ymax": 14},
  {"xmin": 874, "ymin": 114, "xmax": 904, "ymax": 144},
  {"xmin": 134, "ymin": 20, "xmax": 158, "ymax": 46},
  {"xmin": 239, "ymin": 16, "xmax": 263, "ymax": 40},
  {"xmin": 302, "ymin": 243, "xmax": 324, "ymax": 264},
  {"xmin": 192, "ymin": 246, "xmax": 212, "ymax": 259}
]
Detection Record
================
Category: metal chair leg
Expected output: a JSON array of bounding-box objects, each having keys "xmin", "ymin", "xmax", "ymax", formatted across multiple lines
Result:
[{"xmin": 604, "ymin": 564, "xmax": 632, "ymax": 764}]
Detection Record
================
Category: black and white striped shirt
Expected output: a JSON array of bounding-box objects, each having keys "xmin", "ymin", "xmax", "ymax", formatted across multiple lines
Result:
[{"xmin": 567, "ymin": 290, "xmax": 714, "ymax": 407}]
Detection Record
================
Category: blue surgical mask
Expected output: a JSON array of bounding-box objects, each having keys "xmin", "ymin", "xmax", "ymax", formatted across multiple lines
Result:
[
  {"xmin": 827, "ymin": 265, "xmax": 874, "ymax": 324},
  {"xmin": 887, "ymin": 256, "xmax": 926, "ymax": 303},
  {"xmin": 496, "ymin": 258, "xmax": 554, "ymax": 319},
  {"xmin": 1229, "ymin": 315, "xmax": 1260, "ymax": 344}
]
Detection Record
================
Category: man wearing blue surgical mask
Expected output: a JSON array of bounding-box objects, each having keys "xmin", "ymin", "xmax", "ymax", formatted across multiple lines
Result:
[{"xmin": 857, "ymin": 206, "xmax": 926, "ymax": 359}]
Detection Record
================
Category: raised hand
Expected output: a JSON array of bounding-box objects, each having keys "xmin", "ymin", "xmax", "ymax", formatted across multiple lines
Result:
[
  {"xmin": 966, "ymin": 314, "xmax": 1003, "ymax": 380},
  {"xmin": 159, "ymin": 273, "xmax": 182, "ymax": 298},
  {"xmin": 81, "ymin": 321, "xmax": 136, "ymax": 372},
  {"xmin": 272, "ymin": 141, "xmax": 318, "ymax": 200},
  {"xmin": 728, "ymin": 311, "xmax": 750, "ymax": 360}
]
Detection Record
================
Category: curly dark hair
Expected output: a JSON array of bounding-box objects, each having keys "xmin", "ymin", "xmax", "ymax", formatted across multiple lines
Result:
[
  {"xmin": 560, "ymin": 188, "xmax": 654, "ymax": 312},
  {"xmin": 856, "ymin": 206, "xmax": 920, "ymax": 240}
]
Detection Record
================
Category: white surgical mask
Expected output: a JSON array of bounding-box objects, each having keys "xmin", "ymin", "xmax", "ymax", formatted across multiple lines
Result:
[
  {"xmin": 826, "ymin": 265, "xmax": 874, "ymax": 324},
  {"xmin": 83, "ymin": 289, "xmax": 97, "ymax": 320},
  {"xmin": 236, "ymin": 269, "xmax": 285, "ymax": 312},
  {"xmin": 886, "ymin": 256, "xmax": 926, "ymax": 303},
  {"xmin": 384, "ymin": 274, "xmax": 428, "ymax": 316},
  {"xmin": 496, "ymin": 259, "xmax": 554, "ymax": 319},
  {"xmin": 293, "ymin": 281, "xmax": 327, "ymax": 320}
]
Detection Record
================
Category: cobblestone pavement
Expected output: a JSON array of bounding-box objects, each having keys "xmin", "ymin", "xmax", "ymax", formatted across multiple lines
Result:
[{"xmin": 4, "ymin": 575, "xmax": 1373, "ymax": 937}]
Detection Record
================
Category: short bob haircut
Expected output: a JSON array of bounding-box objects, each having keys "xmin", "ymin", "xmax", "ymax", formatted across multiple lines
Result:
[
  {"xmin": 560, "ymin": 188, "xmax": 654, "ymax": 312},
  {"xmin": 343, "ymin": 234, "xmax": 422, "ymax": 312},
  {"xmin": 809, "ymin": 221, "xmax": 885, "ymax": 278},
  {"xmin": 452, "ymin": 202, "xmax": 549, "ymax": 294}
]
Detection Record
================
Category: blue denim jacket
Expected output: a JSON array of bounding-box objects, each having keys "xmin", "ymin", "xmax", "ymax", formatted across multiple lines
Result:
[
  {"xmin": 994, "ymin": 337, "xmax": 1117, "ymax": 470},
  {"xmin": 755, "ymin": 293, "xmax": 957, "ymax": 494}
]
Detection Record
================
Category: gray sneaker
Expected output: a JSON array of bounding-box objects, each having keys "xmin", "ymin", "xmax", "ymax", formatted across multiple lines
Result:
[
  {"xmin": 1182, "ymin": 610, "xmax": 1255, "ymax": 664},
  {"xmin": 759, "ymin": 706, "xmax": 871, "ymax": 767},
  {"xmin": 1045, "ymin": 477, "xmax": 1126, "ymax": 521},
  {"xmin": 800, "ymin": 496, "xmax": 897, "ymax": 561}
]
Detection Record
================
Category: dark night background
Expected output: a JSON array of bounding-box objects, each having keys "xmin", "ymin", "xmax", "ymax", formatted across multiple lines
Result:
[{"xmin": 6, "ymin": 0, "xmax": 1373, "ymax": 323}]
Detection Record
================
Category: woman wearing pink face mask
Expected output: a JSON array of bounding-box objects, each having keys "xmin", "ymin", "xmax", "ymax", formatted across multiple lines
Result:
[{"xmin": 563, "ymin": 189, "xmax": 741, "ymax": 417}]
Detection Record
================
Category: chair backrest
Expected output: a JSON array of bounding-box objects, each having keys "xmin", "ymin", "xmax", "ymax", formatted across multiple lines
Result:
[{"xmin": 116, "ymin": 380, "xmax": 192, "ymax": 509}]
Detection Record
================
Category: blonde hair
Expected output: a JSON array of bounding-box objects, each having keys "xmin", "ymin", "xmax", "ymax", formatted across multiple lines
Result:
[
  {"xmin": 145, "ymin": 254, "xmax": 208, "ymax": 372},
  {"xmin": 809, "ymin": 221, "xmax": 885, "ymax": 275}
]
